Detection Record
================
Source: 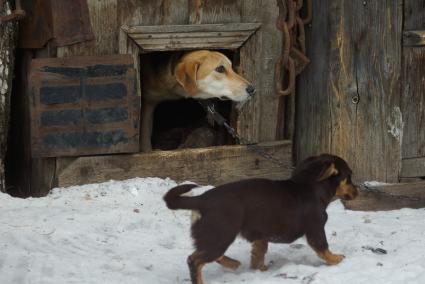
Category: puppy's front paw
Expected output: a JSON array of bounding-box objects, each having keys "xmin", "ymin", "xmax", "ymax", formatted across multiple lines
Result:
[
  {"xmin": 316, "ymin": 249, "xmax": 345, "ymax": 265},
  {"xmin": 325, "ymin": 253, "xmax": 345, "ymax": 265},
  {"xmin": 250, "ymin": 262, "xmax": 268, "ymax": 271}
]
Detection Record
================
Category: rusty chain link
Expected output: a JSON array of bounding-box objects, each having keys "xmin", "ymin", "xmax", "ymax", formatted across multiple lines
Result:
[{"xmin": 275, "ymin": 0, "xmax": 312, "ymax": 96}]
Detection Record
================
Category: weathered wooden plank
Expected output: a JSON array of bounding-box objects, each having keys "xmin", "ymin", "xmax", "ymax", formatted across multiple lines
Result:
[
  {"xmin": 403, "ymin": 30, "xmax": 425, "ymax": 46},
  {"xmin": 402, "ymin": 48, "xmax": 425, "ymax": 160},
  {"xmin": 57, "ymin": 0, "xmax": 118, "ymax": 57},
  {"xmin": 123, "ymin": 23, "xmax": 260, "ymax": 33},
  {"xmin": 189, "ymin": 0, "xmax": 241, "ymax": 24},
  {"xmin": 401, "ymin": 0, "xmax": 425, "ymax": 178},
  {"xmin": 29, "ymin": 55, "xmax": 140, "ymax": 158},
  {"xmin": 125, "ymin": 23, "xmax": 261, "ymax": 52},
  {"xmin": 118, "ymin": 0, "xmax": 188, "ymax": 26},
  {"xmin": 401, "ymin": 157, "xmax": 425, "ymax": 178},
  {"xmin": 404, "ymin": 0, "xmax": 425, "ymax": 30},
  {"xmin": 237, "ymin": 0, "xmax": 282, "ymax": 143},
  {"xmin": 296, "ymin": 0, "xmax": 403, "ymax": 183},
  {"xmin": 56, "ymin": 140, "xmax": 292, "ymax": 187},
  {"xmin": 343, "ymin": 182, "xmax": 425, "ymax": 211}
]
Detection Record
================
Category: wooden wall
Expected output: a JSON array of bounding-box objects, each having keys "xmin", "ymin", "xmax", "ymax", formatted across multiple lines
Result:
[
  {"xmin": 295, "ymin": 0, "xmax": 404, "ymax": 183},
  {"xmin": 29, "ymin": 0, "xmax": 291, "ymax": 194},
  {"xmin": 56, "ymin": 0, "xmax": 283, "ymax": 144},
  {"xmin": 400, "ymin": 1, "xmax": 425, "ymax": 180}
]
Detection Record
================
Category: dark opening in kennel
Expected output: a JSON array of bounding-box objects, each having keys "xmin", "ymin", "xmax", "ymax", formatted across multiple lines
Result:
[{"xmin": 140, "ymin": 50, "xmax": 238, "ymax": 151}]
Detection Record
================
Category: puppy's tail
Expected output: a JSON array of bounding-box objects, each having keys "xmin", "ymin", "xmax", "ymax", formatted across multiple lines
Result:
[{"xmin": 163, "ymin": 184, "xmax": 201, "ymax": 210}]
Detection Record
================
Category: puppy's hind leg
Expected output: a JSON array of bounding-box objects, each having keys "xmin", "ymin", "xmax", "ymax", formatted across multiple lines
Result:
[
  {"xmin": 187, "ymin": 251, "xmax": 207, "ymax": 284},
  {"xmin": 250, "ymin": 239, "xmax": 269, "ymax": 271},
  {"xmin": 216, "ymin": 255, "xmax": 241, "ymax": 270}
]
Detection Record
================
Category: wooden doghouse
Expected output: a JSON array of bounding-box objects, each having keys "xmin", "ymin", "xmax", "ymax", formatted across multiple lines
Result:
[
  {"xmin": 4, "ymin": 0, "xmax": 425, "ymax": 205},
  {"xmin": 8, "ymin": 0, "xmax": 294, "ymax": 196}
]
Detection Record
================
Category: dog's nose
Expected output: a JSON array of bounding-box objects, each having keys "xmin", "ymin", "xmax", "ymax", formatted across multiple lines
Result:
[{"xmin": 246, "ymin": 85, "xmax": 256, "ymax": 96}]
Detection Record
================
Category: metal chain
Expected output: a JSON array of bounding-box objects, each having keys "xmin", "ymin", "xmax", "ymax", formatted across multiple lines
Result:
[
  {"xmin": 359, "ymin": 184, "xmax": 422, "ymax": 202},
  {"xmin": 198, "ymin": 101, "xmax": 295, "ymax": 170},
  {"xmin": 200, "ymin": 102, "xmax": 422, "ymax": 202},
  {"xmin": 274, "ymin": 0, "xmax": 312, "ymax": 97}
]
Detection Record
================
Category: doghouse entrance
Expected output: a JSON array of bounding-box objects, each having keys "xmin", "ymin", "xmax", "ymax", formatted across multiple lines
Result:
[{"xmin": 140, "ymin": 50, "xmax": 238, "ymax": 151}]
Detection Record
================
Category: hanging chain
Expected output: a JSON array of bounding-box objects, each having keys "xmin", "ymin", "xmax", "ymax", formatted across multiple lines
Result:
[{"xmin": 275, "ymin": 0, "xmax": 312, "ymax": 96}]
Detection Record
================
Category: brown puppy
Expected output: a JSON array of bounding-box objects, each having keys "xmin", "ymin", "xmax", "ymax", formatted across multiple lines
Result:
[
  {"xmin": 140, "ymin": 50, "xmax": 255, "ymax": 152},
  {"xmin": 164, "ymin": 154, "xmax": 359, "ymax": 284}
]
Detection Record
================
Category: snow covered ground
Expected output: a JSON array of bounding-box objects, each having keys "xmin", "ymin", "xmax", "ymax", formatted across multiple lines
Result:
[{"xmin": 1, "ymin": 177, "xmax": 425, "ymax": 284}]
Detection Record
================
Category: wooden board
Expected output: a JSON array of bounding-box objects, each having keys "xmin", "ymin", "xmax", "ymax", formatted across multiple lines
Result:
[
  {"xmin": 295, "ymin": 0, "xmax": 403, "ymax": 182},
  {"xmin": 122, "ymin": 23, "xmax": 261, "ymax": 52},
  {"xmin": 403, "ymin": 30, "xmax": 425, "ymax": 46},
  {"xmin": 29, "ymin": 55, "xmax": 140, "ymax": 157},
  {"xmin": 401, "ymin": 157, "xmax": 425, "ymax": 178},
  {"xmin": 343, "ymin": 182, "xmax": 425, "ymax": 211},
  {"xmin": 400, "ymin": 0, "xmax": 425, "ymax": 178},
  {"xmin": 56, "ymin": 140, "xmax": 292, "ymax": 187}
]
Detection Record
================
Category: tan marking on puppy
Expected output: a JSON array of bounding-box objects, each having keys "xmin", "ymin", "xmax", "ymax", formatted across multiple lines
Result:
[
  {"xmin": 250, "ymin": 240, "xmax": 269, "ymax": 271},
  {"xmin": 335, "ymin": 179, "xmax": 359, "ymax": 200},
  {"xmin": 315, "ymin": 249, "xmax": 345, "ymax": 265},
  {"xmin": 216, "ymin": 255, "xmax": 241, "ymax": 270},
  {"xmin": 191, "ymin": 210, "xmax": 202, "ymax": 223},
  {"xmin": 318, "ymin": 163, "xmax": 339, "ymax": 181}
]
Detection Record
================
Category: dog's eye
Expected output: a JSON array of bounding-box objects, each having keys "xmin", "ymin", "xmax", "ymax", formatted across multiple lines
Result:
[{"xmin": 215, "ymin": 65, "xmax": 225, "ymax": 73}]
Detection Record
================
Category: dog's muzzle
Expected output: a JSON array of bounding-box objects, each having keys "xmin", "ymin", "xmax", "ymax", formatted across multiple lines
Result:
[{"xmin": 246, "ymin": 85, "xmax": 256, "ymax": 96}]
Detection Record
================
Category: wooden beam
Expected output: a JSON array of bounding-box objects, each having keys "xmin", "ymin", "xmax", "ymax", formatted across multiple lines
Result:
[
  {"xmin": 122, "ymin": 23, "xmax": 261, "ymax": 52},
  {"xmin": 401, "ymin": 157, "xmax": 425, "ymax": 178},
  {"xmin": 343, "ymin": 182, "xmax": 425, "ymax": 211},
  {"xmin": 403, "ymin": 30, "xmax": 425, "ymax": 46},
  {"xmin": 56, "ymin": 140, "xmax": 292, "ymax": 187}
]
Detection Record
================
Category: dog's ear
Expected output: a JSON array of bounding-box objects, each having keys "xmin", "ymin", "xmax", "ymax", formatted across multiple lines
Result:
[
  {"xmin": 175, "ymin": 60, "xmax": 200, "ymax": 96},
  {"xmin": 291, "ymin": 156, "xmax": 339, "ymax": 184},
  {"xmin": 317, "ymin": 163, "xmax": 339, "ymax": 181}
]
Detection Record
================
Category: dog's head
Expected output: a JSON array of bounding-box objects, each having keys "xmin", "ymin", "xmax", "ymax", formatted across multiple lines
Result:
[
  {"xmin": 175, "ymin": 50, "xmax": 255, "ymax": 103},
  {"xmin": 291, "ymin": 154, "xmax": 359, "ymax": 201}
]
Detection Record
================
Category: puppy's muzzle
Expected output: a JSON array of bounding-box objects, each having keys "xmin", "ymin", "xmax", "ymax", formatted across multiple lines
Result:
[{"xmin": 343, "ymin": 185, "xmax": 359, "ymax": 201}]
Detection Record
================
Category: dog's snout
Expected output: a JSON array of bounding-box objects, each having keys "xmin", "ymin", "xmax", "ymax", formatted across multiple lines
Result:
[{"xmin": 246, "ymin": 85, "xmax": 256, "ymax": 96}]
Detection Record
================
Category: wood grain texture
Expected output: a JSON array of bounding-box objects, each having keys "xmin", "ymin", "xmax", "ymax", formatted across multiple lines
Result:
[
  {"xmin": 401, "ymin": 0, "xmax": 425, "ymax": 178},
  {"xmin": 57, "ymin": 0, "xmax": 118, "ymax": 57},
  {"xmin": 343, "ymin": 182, "xmax": 425, "ymax": 211},
  {"xmin": 403, "ymin": 30, "xmax": 425, "ymax": 46},
  {"xmin": 118, "ymin": 0, "xmax": 188, "ymax": 26},
  {"xmin": 123, "ymin": 23, "xmax": 261, "ymax": 52},
  {"xmin": 295, "ymin": 0, "xmax": 403, "ymax": 183},
  {"xmin": 238, "ymin": 0, "xmax": 282, "ymax": 143},
  {"xmin": 56, "ymin": 140, "xmax": 292, "ymax": 187},
  {"xmin": 401, "ymin": 157, "xmax": 425, "ymax": 178},
  {"xmin": 402, "ymin": 48, "xmax": 425, "ymax": 160},
  {"xmin": 404, "ymin": 0, "xmax": 425, "ymax": 30},
  {"xmin": 401, "ymin": 0, "xmax": 425, "ymax": 176},
  {"xmin": 189, "ymin": 0, "xmax": 241, "ymax": 24}
]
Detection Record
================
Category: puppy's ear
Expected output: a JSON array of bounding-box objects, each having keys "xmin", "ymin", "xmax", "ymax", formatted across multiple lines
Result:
[
  {"xmin": 175, "ymin": 60, "xmax": 200, "ymax": 96},
  {"xmin": 317, "ymin": 163, "xmax": 339, "ymax": 181}
]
